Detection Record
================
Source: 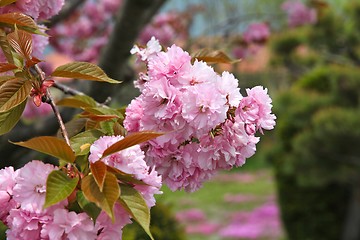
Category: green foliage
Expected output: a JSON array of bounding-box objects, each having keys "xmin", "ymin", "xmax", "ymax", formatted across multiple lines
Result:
[
  {"xmin": 123, "ymin": 202, "xmax": 186, "ymax": 240},
  {"xmin": 276, "ymin": 173, "xmax": 350, "ymax": 240}
]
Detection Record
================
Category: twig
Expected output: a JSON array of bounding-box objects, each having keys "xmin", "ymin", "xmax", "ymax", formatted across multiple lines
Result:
[
  {"xmin": 53, "ymin": 82, "xmax": 84, "ymax": 96},
  {"xmin": 45, "ymin": 91, "xmax": 71, "ymax": 146},
  {"xmin": 45, "ymin": 0, "xmax": 87, "ymax": 28}
]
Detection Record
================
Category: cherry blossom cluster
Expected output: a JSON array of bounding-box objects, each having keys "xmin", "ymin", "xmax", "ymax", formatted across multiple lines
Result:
[
  {"xmin": 282, "ymin": 0, "xmax": 317, "ymax": 27},
  {"xmin": 0, "ymin": 137, "xmax": 162, "ymax": 239},
  {"xmin": 126, "ymin": 37, "xmax": 276, "ymax": 192},
  {"xmin": 232, "ymin": 22, "xmax": 270, "ymax": 60}
]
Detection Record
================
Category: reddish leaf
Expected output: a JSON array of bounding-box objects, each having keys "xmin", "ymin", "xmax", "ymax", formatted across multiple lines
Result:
[
  {"xmin": 7, "ymin": 28, "xmax": 33, "ymax": 60},
  {"xmin": 51, "ymin": 62, "xmax": 121, "ymax": 83},
  {"xmin": 0, "ymin": 12, "xmax": 38, "ymax": 31},
  {"xmin": 11, "ymin": 136, "xmax": 76, "ymax": 163},
  {"xmin": 81, "ymin": 173, "xmax": 120, "ymax": 221},
  {"xmin": 90, "ymin": 161, "xmax": 107, "ymax": 192},
  {"xmin": 102, "ymin": 131, "xmax": 163, "ymax": 159},
  {"xmin": 191, "ymin": 48, "xmax": 239, "ymax": 64},
  {"xmin": 0, "ymin": 63, "xmax": 18, "ymax": 73},
  {"xmin": 0, "ymin": 78, "xmax": 32, "ymax": 112},
  {"xmin": 0, "ymin": 0, "xmax": 16, "ymax": 7}
]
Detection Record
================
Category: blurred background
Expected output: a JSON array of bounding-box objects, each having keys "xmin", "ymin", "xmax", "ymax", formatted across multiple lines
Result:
[{"xmin": 3, "ymin": 0, "xmax": 360, "ymax": 239}]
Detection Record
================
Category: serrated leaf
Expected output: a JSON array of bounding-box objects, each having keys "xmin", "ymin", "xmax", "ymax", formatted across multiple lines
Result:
[
  {"xmin": 119, "ymin": 184, "xmax": 154, "ymax": 240},
  {"xmin": 0, "ymin": 12, "xmax": 38, "ymax": 31},
  {"xmin": 57, "ymin": 118, "xmax": 87, "ymax": 139},
  {"xmin": 107, "ymin": 165, "xmax": 148, "ymax": 186},
  {"xmin": 0, "ymin": 0, "xmax": 16, "ymax": 7},
  {"xmin": 57, "ymin": 95, "xmax": 97, "ymax": 109},
  {"xmin": 76, "ymin": 191, "xmax": 101, "ymax": 222},
  {"xmin": 90, "ymin": 161, "xmax": 107, "ymax": 191},
  {"xmin": 11, "ymin": 136, "xmax": 76, "ymax": 163},
  {"xmin": 70, "ymin": 129, "xmax": 103, "ymax": 155},
  {"xmin": 0, "ymin": 99, "xmax": 25, "ymax": 135},
  {"xmin": 51, "ymin": 62, "xmax": 121, "ymax": 83},
  {"xmin": 191, "ymin": 48, "xmax": 239, "ymax": 64},
  {"xmin": 7, "ymin": 28, "xmax": 32, "ymax": 60},
  {"xmin": 0, "ymin": 63, "xmax": 18, "ymax": 73},
  {"xmin": 102, "ymin": 131, "xmax": 163, "ymax": 159},
  {"xmin": 0, "ymin": 78, "xmax": 32, "ymax": 112},
  {"xmin": 44, "ymin": 170, "xmax": 79, "ymax": 209},
  {"xmin": 81, "ymin": 172, "xmax": 120, "ymax": 221},
  {"xmin": 0, "ymin": 30, "xmax": 14, "ymax": 64}
]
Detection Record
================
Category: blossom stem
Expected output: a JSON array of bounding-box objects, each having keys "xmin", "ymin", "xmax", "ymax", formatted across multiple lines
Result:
[{"xmin": 46, "ymin": 91, "xmax": 71, "ymax": 146}]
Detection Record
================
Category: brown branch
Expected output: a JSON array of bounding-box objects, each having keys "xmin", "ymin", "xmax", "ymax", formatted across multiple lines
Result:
[
  {"xmin": 45, "ymin": 0, "xmax": 87, "ymax": 28},
  {"xmin": 90, "ymin": 0, "xmax": 167, "ymax": 102}
]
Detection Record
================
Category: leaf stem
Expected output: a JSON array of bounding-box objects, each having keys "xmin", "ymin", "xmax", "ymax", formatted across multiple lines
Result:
[{"xmin": 46, "ymin": 91, "xmax": 71, "ymax": 146}]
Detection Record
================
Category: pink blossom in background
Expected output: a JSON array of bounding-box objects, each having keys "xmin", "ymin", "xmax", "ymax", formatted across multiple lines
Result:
[
  {"xmin": 219, "ymin": 202, "xmax": 282, "ymax": 239},
  {"xmin": 186, "ymin": 222, "xmax": 220, "ymax": 235},
  {"xmin": 15, "ymin": 0, "xmax": 65, "ymax": 20},
  {"xmin": 243, "ymin": 22, "xmax": 270, "ymax": 44},
  {"xmin": 223, "ymin": 193, "xmax": 258, "ymax": 204},
  {"xmin": 22, "ymin": 100, "xmax": 52, "ymax": 120},
  {"xmin": 176, "ymin": 208, "xmax": 206, "ymax": 222},
  {"xmin": 282, "ymin": 0, "xmax": 317, "ymax": 27}
]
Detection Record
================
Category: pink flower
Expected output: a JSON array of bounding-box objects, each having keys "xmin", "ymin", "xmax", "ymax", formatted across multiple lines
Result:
[
  {"xmin": 32, "ymin": 25, "xmax": 49, "ymax": 58},
  {"xmin": 148, "ymin": 44, "xmax": 192, "ymax": 87},
  {"xmin": 89, "ymin": 135, "xmax": 162, "ymax": 207},
  {"xmin": 124, "ymin": 98, "xmax": 144, "ymax": 132},
  {"xmin": 217, "ymin": 71, "xmax": 243, "ymax": 107},
  {"xmin": 15, "ymin": 0, "xmax": 65, "ymax": 20},
  {"xmin": 237, "ymin": 86, "xmax": 276, "ymax": 134},
  {"xmin": 12, "ymin": 160, "xmax": 61, "ymax": 214},
  {"xmin": 282, "ymin": 0, "xmax": 317, "ymax": 27},
  {"xmin": 41, "ymin": 209, "xmax": 97, "ymax": 240},
  {"xmin": 22, "ymin": 100, "xmax": 52, "ymax": 120},
  {"xmin": 243, "ymin": 22, "xmax": 270, "ymax": 44},
  {"xmin": 131, "ymin": 36, "xmax": 162, "ymax": 62},
  {"xmin": 96, "ymin": 203, "xmax": 132, "ymax": 240},
  {"xmin": 181, "ymin": 82, "xmax": 228, "ymax": 134},
  {"xmin": 6, "ymin": 208, "xmax": 52, "ymax": 240},
  {"xmin": 0, "ymin": 167, "xmax": 19, "ymax": 222}
]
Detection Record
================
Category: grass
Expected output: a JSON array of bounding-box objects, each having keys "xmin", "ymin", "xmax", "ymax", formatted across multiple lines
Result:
[{"xmin": 155, "ymin": 164, "xmax": 284, "ymax": 240}]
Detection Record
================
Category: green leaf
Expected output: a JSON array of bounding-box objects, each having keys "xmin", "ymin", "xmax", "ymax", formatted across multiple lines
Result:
[
  {"xmin": 76, "ymin": 191, "xmax": 101, "ymax": 222},
  {"xmin": 70, "ymin": 129, "xmax": 103, "ymax": 155},
  {"xmin": 0, "ymin": 99, "xmax": 26, "ymax": 135},
  {"xmin": 90, "ymin": 161, "xmax": 107, "ymax": 191},
  {"xmin": 0, "ymin": 0, "xmax": 16, "ymax": 7},
  {"xmin": 0, "ymin": 13, "xmax": 40, "ymax": 32},
  {"xmin": 7, "ymin": 27, "xmax": 32, "ymax": 60},
  {"xmin": 119, "ymin": 184, "xmax": 154, "ymax": 240},
  {"xmin": 0, "ymin": 220, "xmax": 7, "ymax": 240},
  {"xmin": 0, "ymin": 77, "xmax": 32, "ymax": 112},
  {"xmin": 57, "ymin": 118, "xmax": 87, "ymax": 139},
  {"xmin": 102, "ymin": 131, "xmax": 163, "ymax": 159},
  {"xmin": 81, "ymin": 172, "xmax": 120, "ymax": 221},
  {"xmin": 11, "ymin": 136, "xmax": 76, "ymax": 163},
  {"xmin": 56, "ymin": 95, "xmax": 97, "ymax": 109},
  {"xmin": 51, "ymin": 62, "xmax": 121, "ymax": 83},
  {"xmin": 191, "ymin": 48, "xmax": 239, "ymax": 64},
  {"xmin": 107, "ymin": 165, "xmax": 148, "ymax": 186},
  {"xmin": 44, "ymin": 170, "xmax": 79, "ymax": 209}
]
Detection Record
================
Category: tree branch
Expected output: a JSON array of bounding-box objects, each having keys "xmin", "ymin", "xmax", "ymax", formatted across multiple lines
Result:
[
  {"xmin": 90, "ymin": 0, "xmax": 167, "ymax": 102},
  {"xmin": 45, "ymin": 0, "xmax": 87, "ymax": 28}
]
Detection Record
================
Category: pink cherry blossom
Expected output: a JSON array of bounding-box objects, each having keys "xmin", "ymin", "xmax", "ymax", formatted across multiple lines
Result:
[
  {"xmin": 6, "ymin": 208, "xmax": 52, "ymax": 240},
  {"xmin": 237, "ymin": 86, "xmax": 276, "ymax": 134},
  {"xmin": 0, "ymin": 167, "xmax": 19, "ymax": 222},
  {"xmin": 89, "ymin": 135, "xmax": 162, "ymax": 207},
  {"xmin": 41, "ymin": 209, "xmax": 97, "ymax": 240},
  {"xmin": 12, "ymin": 160, "xmax": 62, "ymax": 214},
  {"xmin": 96, "ymin": 203, "xmax": 132, "ymax": 240},
  {"xmin": 282, "ymin": 0, "xmax": 317, "ymax": 27},
  {"xmin": 15, "ymin": 0, "xmax": 65, "ymax": 20},
  {"xmin": 243, "ymin": 22, "xmax": 270, "ymax": 44}
]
